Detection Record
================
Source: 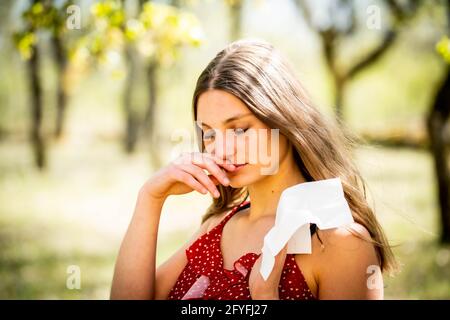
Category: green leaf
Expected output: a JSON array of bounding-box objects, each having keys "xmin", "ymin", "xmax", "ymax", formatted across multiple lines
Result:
[{"xmin": 436, "ymin": 36, "xmax": 450, "ymax": 64}]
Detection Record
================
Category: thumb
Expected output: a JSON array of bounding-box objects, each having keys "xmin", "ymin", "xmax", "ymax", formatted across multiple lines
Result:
[{"xmin": 271, "ymin": 243, "xmax": 288, "ymax": 277}]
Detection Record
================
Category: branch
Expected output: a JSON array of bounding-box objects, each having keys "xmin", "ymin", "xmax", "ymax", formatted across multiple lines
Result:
[
  {"xmin": 293, "ymin": 0, "xmax": 313, "ymax": 30},
  {"xmin": 293, "ymin": 0, "xmax": 340, "ymax": 75},
  {"xmin": 320, "ymin": 29, "xmax": 339, "ymax": 76},
  {"xmin": 345, "ymin": 0, "xmax": 423, "ymax": 80},
  {"xmin": 386, "ymin": 0, "xmax": 405, "ymax": 21},
  {"xmin": 387, "ymin": 0, "xmax": 422, "ymax": 22},
  {"xmin": 345, "ymin": 30, "xmax": 397, "ymax": 79}
]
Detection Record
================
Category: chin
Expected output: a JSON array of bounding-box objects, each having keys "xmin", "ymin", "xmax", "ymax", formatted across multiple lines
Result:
[{"xmin": 229, "ymin": 171, "xmax": 265, "ymax": 188}]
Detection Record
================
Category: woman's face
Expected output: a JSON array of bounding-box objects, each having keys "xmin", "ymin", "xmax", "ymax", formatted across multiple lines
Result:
[{"xmin": 196, "ymin": 89, "xmax": 291, "ymax": 188}]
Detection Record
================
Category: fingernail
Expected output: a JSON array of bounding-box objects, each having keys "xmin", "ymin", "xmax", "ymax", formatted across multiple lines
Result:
[
  {"xmin": 223, "ymin": 177, "xmax": 230, "ymax": 185},
  {"xmin": 214, "ymin": 190, "xmax": 220, "ymax": 198}
]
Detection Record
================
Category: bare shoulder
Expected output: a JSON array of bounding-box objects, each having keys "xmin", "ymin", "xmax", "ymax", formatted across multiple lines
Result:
[
  {"xmin": 314, "ymin": 222, "xmax": 380, "ymax": 271},
  {"xmin": 204, "ymin": 210, "xmax": 229, "ymax": 233},
  {"xmin": 316, "ymin": 222, "xmax": 374, "ymax": 249},
  {"xmin": 311, "ymin": 222, "xmax": 384, "ymax": 299},
  {"xmin": 318, "ymin": 222, "xmax": 379, "ymax": 275}
]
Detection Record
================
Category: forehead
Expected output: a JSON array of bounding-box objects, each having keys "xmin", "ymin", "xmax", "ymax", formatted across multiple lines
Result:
[{"xmin": 197, "ymin": 89, "xmax": 250, "ymax": 125}]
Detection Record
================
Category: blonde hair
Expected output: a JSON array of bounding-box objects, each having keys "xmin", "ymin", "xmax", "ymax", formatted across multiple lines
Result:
[{"xmin": 192, "ymin": 38, "xmax": 397, "ymax": 274}]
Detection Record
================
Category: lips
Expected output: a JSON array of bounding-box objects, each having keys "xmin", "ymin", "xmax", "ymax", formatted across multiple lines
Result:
[
  {"xmin": 231, "ymin": 163, "xmax": 247, "ymax": 172},
  {"xmin": 233, "ymin": 163, "xmax": 247, "ymax": 167}
]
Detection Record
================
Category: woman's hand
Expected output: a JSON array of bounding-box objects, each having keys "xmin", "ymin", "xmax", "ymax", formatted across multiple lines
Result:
[
  {"xmin": 249, "ymin": 244, "xmax": 288, "ymax": 300},
  {"xmin": 141, "ymin": 152, "xmax": 236, "ymax": 201}
]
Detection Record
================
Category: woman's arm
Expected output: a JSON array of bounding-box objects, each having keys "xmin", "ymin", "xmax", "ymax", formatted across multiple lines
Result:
[
  {"xmin": 316, "ymin": 222, "xmax": 384, "ymax": 300},
  {"xmin": 110, "ymin": 152, "xmax": 235, "ymax": 299},
  {"xmin": 110, "ymin": 188, "xmax": 220, "ymax": 299},
  {"xmin": 110, "ymin": 189, "xmax": 165, "ymax": 299}
]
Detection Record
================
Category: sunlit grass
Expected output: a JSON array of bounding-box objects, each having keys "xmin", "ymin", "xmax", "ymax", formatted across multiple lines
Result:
[
  {"xmin": 0, "ymin": 138, "xmax": 211, "ymax": 299},
  {"xmin": 356, "ymin": 146, "xmax": 450, "ymax": 299},
  {"xmin": 0, "ymin": 0, "xmax": 447, "ymax": 301},
  {"xmin": 0, "ymin": 138, "xmax": 448, "ymax": 299}
]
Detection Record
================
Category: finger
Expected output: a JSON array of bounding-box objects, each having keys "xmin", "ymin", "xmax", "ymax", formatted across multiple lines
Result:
[
  {"xmin": 180, "ymin": 152, "xmax": 236, "ymax": 172},
  {"xmin": 199, "ymin": 153, "xmax": 236, "ymax": 172},
  {"xmin": 272, "ymin": 244, "xmax": 288, "ymax": 277},
  {"xmin": 176, "ymin": 153, "xmax": 222, "ymax": 184},
  {"xmin": 178, "ymin": 164, "xmax": 220, "ymax": 198},
  {"xmin": 192, "ymin": 155, "xmax": 231, "ymax": 187},
  {"xmin": 208, "ymin": 174, "xmax": 220, "ymax": 185},
  {"xmin": 171, "ymin": 169, "xmax": 208, "ymax": 195}
]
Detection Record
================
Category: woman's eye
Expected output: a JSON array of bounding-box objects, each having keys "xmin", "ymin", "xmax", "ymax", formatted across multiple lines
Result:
[
  {"xmin": 234, "ymin": 128, "xmax": 248, "ymax": 135},
  {"xmin": 203, "ymin": 130, "xmax": 215, "ymax": 140},
  {"xmin": 203, "ymin": 128, "xmax": 248, "ymax": 140}
]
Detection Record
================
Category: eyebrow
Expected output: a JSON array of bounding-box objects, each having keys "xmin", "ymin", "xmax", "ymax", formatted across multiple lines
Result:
[{"xmin": 198, "ymin": 113, "xmax": 253, "ymax": 128}]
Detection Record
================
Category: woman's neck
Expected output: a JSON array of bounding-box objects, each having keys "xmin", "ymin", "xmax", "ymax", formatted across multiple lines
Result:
[{"xmin": 246, "ymin": 150, "xmax": 305, "ymax": 222}]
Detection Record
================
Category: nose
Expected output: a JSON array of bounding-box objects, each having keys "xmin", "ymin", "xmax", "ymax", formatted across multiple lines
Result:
[{"xmin": 209, "ymin": 130, "xmax": 236, "ymax": 162}]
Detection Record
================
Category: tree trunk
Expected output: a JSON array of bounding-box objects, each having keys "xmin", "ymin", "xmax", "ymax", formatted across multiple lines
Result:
[
  {"xmin": 144, "ymin": 60, "xmax": 157, "ymax": 139},
  {"xmin": 229, "ymin": 0, "xmax": 243, "ymax": 41},
  {"xmin": 427, "ymin": 67, "xmax": 450, "ymax": 244},
  {"xmin": 321, "ymin": 31, "xmax": 346, "ymax": 120},
  {"xmin": 144, "ymin": 60, "xmax": 162, "ymax": 168},
  {"xmin": 51, "ymin": 33, "xmax": 68, "ymax": 139},
  {"xmin": 335, "ymin": 77, "xmax": 346, "ymax": 120},
  {"xmin": 27, "ymin": 43, "xmax": 46, "ymax": 169},
  {"xmin": 123, "ymin": 45, "xmax": 139, "ymax": 153}
]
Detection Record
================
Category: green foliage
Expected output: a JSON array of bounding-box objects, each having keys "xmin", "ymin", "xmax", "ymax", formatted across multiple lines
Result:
[
  {"xmin": 23, "ymin": 2, "xmax": 62, "ymax": 32},
  {"xmin": 91, "ymin": 0, "xmax": 125, "ymax": 28},
  {"xmin": 224, "ymin": 0, "xmax": 243, "ymax": 6},
  {"xmin": 13, "ymin": 0, "xmax": 204, "ymax": 67},
  {"xmin": 13, "ymin": 31, "xmax": 37, "ymax": 60},
  {"xmin": 13, "ymin": 1, "xmax": 72, "ymax": 60},
  {"xmin": 137, "ymin": 2, "xmax": 203, "ymax": 65},
  {"xmin": 436, "ymin": 36, "xmax": 450, "ymax": 64},
  {"xmin": 73, "ymin": 0, "xmax": 204, "ymax": 70}
]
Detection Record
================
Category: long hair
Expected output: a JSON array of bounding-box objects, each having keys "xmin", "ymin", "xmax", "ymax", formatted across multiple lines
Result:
[{"xmin": 192, "ymin": 38, "xmax": 397, "ymax": 274}]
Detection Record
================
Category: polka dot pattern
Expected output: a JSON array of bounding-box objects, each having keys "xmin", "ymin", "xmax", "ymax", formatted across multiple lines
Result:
[{"xmin": 167, "ymin": 201, "xmax": 316, "ymax": 300}]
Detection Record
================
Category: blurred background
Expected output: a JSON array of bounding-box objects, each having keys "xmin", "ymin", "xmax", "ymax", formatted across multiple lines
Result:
[{"xmin": 0, "ymin": 0, "xmax": 449, "ymax": 299}]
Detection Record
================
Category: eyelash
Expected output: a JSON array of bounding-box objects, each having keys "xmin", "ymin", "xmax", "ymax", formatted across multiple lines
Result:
[{"xmin": 203, "ymin": 127, "xmax": 249, "ymax": 140}]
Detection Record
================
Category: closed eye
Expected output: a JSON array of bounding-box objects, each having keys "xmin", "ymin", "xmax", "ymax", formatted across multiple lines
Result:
[
  {"xmin": 203, "ymin": 129, "xmax": 215, "ymax": 140},
  {"xmin": 203, "ymin": 127, "xmax": 249, "ymax": 141},
  {"xmin": 233, "ymin": 127, "xmax": 249, "ymax": 135}
]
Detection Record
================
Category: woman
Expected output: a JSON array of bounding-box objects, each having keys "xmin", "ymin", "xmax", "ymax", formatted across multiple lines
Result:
[{"xmin": 110, "ymin": 38, "xmax": 396, "ymax": 300}]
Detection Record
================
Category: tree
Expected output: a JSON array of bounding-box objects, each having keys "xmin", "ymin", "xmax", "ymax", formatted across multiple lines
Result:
[
  {"xmin": 225, "ymin": 0, "xmax": 244, "ymax": 41},
  {"xmin": 293, "ymin": 0, "xmax": 423, "ymax": 119},
  {"xmin": 14, "ymin": 0, "xmax": 72, "ymax": 168},
  {"xmin": 122, "ymin": 0, "xmax": 144, "ymax": 154},
  {"xmin": 52, "ymin": 2, "xmax": 73, "ymax": 139},
  {"xmin": 428, "ymin": 0, "xmax": 450, "ymax": 243},
  {"xmin": 78, "ymin": 0, "xmax": 203, "ymax": 166}
]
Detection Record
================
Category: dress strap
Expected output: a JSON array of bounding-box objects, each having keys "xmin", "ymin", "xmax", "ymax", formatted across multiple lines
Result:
[
  {"xmin": 216, "ymin": 200, "xmax": 250, "ymax": 230},
  {"xmin": 216, "ymin": 201, "xmax": 316, "ymax": 235}
]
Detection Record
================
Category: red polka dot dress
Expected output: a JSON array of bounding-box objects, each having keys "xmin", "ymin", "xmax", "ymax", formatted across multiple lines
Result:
[{"xmin": 167, "ymin": 200, "xmax": 317, "ymax": 300}]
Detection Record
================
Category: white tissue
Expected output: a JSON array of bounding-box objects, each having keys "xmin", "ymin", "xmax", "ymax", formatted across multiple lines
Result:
[{"xmin": 259, "ymin": 177, "xmax": 354, "ymax": 281}]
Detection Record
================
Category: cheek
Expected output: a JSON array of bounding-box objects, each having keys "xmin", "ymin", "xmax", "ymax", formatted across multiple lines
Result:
[
  {"xmin": 257, "ymin": 128, "xmax": 281, "ymax": 158},
  {"xmin": 276, "ymin": 135, "xmax": 290, "ymax": 160},
  {"xmin": 240, "ymin": 128, "xmax": 279, "ymax": 164}
]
